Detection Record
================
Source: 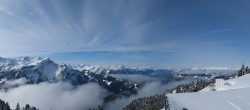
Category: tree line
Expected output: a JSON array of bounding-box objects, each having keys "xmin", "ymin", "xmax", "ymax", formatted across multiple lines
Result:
[
  {"xmin": 123, "ymin": 94, "xmax": 166, "ymax": 110},
  {"xmin": 0, "ymin": 99, "xmax": 38, "ymax": 110}
]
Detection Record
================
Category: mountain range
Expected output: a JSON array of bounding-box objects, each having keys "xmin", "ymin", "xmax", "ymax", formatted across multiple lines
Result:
[{"xmin": 0, "ymin": 57, "xmax": 237, "ymax": 103}]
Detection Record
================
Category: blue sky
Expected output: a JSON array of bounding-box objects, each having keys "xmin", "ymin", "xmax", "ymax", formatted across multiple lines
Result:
[{"xmin": 0, "ymin": 0, "xmax": 250, "ymax": 68}]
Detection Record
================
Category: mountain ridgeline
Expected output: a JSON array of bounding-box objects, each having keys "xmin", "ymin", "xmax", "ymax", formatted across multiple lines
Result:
[{"xmin": 0, "ymin": 57, "xmax": 147, "ymax": 98}]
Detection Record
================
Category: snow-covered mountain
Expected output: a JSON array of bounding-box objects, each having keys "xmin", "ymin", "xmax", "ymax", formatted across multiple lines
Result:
[
  {"xmin": 0, "ymin": 57, "xmax": 129, "ymax": 83},
  {"xmin": 74, "ymin": 64, "xmax": 128, "ymax": 74},
  {"xmin": 0, "ymin": 57, "xmax": 87, "ymax": 85},
  {"xmin": 0, "ymin": 57, "xmax": 238, "ymax": 83},
  {"xmin": 0, "ymin": 57, "xmax": 238, "ymax": 86},
  {"xmin": 0, "ymin": 57, "xmax": 141, "ymax": 99}
]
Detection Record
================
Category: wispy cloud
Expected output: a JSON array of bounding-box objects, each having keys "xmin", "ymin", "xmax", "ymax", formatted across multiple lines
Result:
[
  {"xmin": 0, "ymin": 0, "xmax": 186, "ymax": 57},
  {"xmin": 0, "ymin": 0, "xmax": 87, "ymax": 56}
]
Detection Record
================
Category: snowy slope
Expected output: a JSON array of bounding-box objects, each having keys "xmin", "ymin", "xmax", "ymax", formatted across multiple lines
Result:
[
  {"xmin": 167, "ymin": 88, "xmax": 250, "ymax": 110},
  {"xmin": 201, "ymin": 74, "xmax": 250, "ymax": 92},
  {"xmin": 166, "ymin": 74, "xmax": 250, "ymax": 110}
]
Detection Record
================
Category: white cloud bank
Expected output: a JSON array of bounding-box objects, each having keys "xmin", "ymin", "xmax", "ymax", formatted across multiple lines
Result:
[
  {"xmin": 0, "ymin": 75, "xmax": 196, "ymax": 110},
  {"xmin": 2, "ymin": 78, "xmax": 27, "ymax": 88},
  {"xmin": 0, "ymin": 82, "xmax": 107, "ymax": 110},
  {"xmin": 104, "ymin": 78, "xmax": 196, "ymax": 110}
]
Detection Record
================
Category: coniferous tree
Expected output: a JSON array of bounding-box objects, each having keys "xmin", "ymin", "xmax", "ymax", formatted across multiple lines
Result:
[
  {"xmin": 0, "ymin": 100, "xmax": 11, "ymax": 110},
  {"xmin": 16, "ymin": 103, "xmax": 20, "ymax": 110},
  {"xmin": 24, "ymin": 104, "xmax": 31, "ymax": 110},
  {"xmin": 4, "ymin": 102, "xmax": 10, "ymax": 110},
  {"xmin": 246, "ymin": 66, "xmax": 248, "ymax": 73},
  {"xmin": 30, "ymin": 106, "xmax": 37, "ymax": 110}
]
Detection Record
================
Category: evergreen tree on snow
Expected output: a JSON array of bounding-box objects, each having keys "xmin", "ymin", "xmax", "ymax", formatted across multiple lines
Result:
[{"xmin": 16, "ymin": 103, "xmax": 20, "ymax": 110}]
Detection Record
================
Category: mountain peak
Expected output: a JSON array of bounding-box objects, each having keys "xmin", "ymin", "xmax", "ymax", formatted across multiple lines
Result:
[
  {"xmin": 0, "ymin": 57, "xmax": 6, "ymax": 62},
  {"xmin": 39, "ymin": 57, "xmax": 52, "ymax": 63},
  {"xmin": 19, "ymin": 56, "xmax": 30, "ymax": 59},
  {"xmin": 18, "ymin": 56, "xmax": 42, "ymax": 62},
  {"xmin": 120, "ymin": 65, "xmax": 127, "ymax": 70}
]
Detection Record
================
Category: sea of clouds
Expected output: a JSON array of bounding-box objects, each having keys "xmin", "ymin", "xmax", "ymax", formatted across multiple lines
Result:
[{"xmin": 0, "ymin": 74, "xmax": 195, "ymax": 110}]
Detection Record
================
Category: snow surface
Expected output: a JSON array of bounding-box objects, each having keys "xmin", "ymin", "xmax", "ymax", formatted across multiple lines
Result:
[
  {"xmin": 167, "ymin": 88, "xmax": 250, "ymax": 110},
  {"xmin": 201, "ymin": 74, "xmax": 250, "ymax": 92},
  {"xmin": 167, "ymin": 74, "xmax": 250, "ymax": 110},
  {"xmin": 103, "ymin": 80, "xmax": 112, "ymax": 85}
]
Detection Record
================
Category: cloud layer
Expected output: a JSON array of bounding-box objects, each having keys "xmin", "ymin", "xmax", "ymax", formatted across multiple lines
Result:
[
  {"xmin": 0, "ymin": 74, "xmax": 196, "ymax": 110},
  {"xmin": 0, "ymin": 81, "xmax": 106, "ymax": 110},
  {"xmin": 104, "ymin": 78, "xmax": 195, "ymax": 110}
]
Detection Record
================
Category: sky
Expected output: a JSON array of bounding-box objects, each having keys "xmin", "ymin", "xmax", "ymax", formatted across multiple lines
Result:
[{"xmin": 0, "ymin": 0, "xmax": 250, "ymax": 68}]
